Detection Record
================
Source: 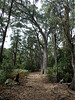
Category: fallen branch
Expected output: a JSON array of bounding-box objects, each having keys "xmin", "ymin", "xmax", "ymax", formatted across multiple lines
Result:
[{"xmin": 68, "ymin": 90, "xmax": 75, "ymax": 95}]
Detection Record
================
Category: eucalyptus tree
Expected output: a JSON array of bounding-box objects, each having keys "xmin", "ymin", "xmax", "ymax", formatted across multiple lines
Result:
[
  {"xmin": 0, "ymin": 0, "xmax": 14, "ymax": 63},
  {"xmin": 63, "ymin": 0, "xmax": 75, "ymax": 90},
  {"xmin": 11, "ymin": 0, "xmax": 52, "ymax": 74},
  {"xmin": 42, "ymin": 0, "xmax": 62, "ymax": 79},
  {"xmin": 35, "ymin": 31, "xmax": 43, "ymax": 72},
  {"xmin": 43, "ymin": 0, "xmax": 75, "ymax": 90}
]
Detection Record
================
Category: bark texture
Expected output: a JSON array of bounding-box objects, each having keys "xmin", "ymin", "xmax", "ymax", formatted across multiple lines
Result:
[
  {"xmin": 69, "ymin": 46, "xmax": 75, "ymax": 90},
  {"xmin": 54, "ymin": 33, "xmax": 58, "ymax": 82},
  {"xmin": 62, "ymin": 0, "xmax": 75, "ymax": 90},
  {"xmin": 36, "ymin": 32, "xmax": 43, "ymax": 72},
  {"xmin": 42, "ymin": 42, "xmax": 48, "ymax": 74}
]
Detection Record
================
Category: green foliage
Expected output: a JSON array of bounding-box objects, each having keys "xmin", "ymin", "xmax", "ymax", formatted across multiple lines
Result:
[
  {"xmin": 46, "ymin": 67, "xmax": 56, "ymax": 82},
  {"xmin": 0, "ymin": 0, "xmax": 74, "ymax": 86},
  {"xmin": 11, "ymin": 69, "xmax": 29, "ymax": 76},
  {"xmin": 47, "ymin": 47, "xmax": 73, "ymax": 83},
  {"xmin": 57, "ymin": 48, "xmax": 73, "ymax": 82},
  {"xmin": 23, "ymin": 60, "xmax": 38, "ymax": 72},
  {"xmin": 0, "ymin": 48, "xmax": 14, "ymax": 84},
  {"xmin": 1, "ymin": 59, "xmax": 13, "ymax": 74},
  {"xmin": 10, "ymin": 69, "xmax": 29, "ymax": 78},
  {"xmin": 0, "ymin": 70, "xmax": 7, "ymax": 84},
  {"xmin": 63, "ymin": 72, "xmax": 73, "ymax": 83},
  {"xmin": 0, "ymin": 69, "xmax": 29, "ymax": 84},
  {"xmin": 0, "ymin": 59, "xmax": 13, "ymax": 84},
  {"xmin": 48, "ymin": 55, "xmax": 55, "ymax": 68},
  {"xmin": 35, "ymin": 0, "xmax": 39, "ymax": 2}
]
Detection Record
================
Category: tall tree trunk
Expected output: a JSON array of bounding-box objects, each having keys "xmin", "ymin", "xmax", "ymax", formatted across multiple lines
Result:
[
  {"xmin": 14, "ymin": 49, "xmax": 16, "ymax": 66},
  {"xmin": 32, "ymin": 17, "xmax": 50, "ymax": 74},
  {"xmin": 14, "ymin": 39, "xmax": 18, "ymax": 66},
  {"xmin": 54, "ymin": 33, "xmax": 58, "ymax": 82},
  {"xmin": 0, "ymin": 0, "xmax": 14, "ymax": 62},
  {"xmin": 42, "ymin": 42, "xmax": 48, "ymax": 74},
  {"xmin": 69, "ymin": 45, "xmax": 75, "ymax": 90},
  {"xmin": 63, "ymin": 0, "xmax": 75, "ymax": 90},
  {"xmin": 35, "ymin": 32, "xmax": 43, "ymax": 73}
]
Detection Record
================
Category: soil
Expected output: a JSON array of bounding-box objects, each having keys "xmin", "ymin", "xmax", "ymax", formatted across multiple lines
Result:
[{"xmin": 0, "ymin": 72, "xmax": 75, "ymax": 100}]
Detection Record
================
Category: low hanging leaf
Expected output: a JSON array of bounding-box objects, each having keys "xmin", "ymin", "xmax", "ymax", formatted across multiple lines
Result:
[
  {"xmin": 15, "ymin": 22, "xmax": 24, "ymax": 28},
  {"xmin": 35, "ymin": 0, "xmax": 39, "ymax": 3}
]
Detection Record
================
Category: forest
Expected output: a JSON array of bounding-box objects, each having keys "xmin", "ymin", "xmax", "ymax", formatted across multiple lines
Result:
[{"xmin": 0, "ymin": 0, "xmax": 75, "ymax": 100}]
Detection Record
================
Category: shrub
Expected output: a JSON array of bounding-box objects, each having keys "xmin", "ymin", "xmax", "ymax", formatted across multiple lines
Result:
[
  {"xmin": 46, "ymin": 67, "xmax": 56, "ymax": 82},
  {"xmin": 23, "ymin": 60, "xmax": 37, "ymax": 72},
  {"xmin": 0, "ymin": 59, "xmax": 13, "ymax": 84},
  {"xmin": 1, "ymin": 59, "xmax": 13, "ymax": 74},
  {"xmin": 0, "ymin": 71, "xmax": 7, "ymax": 84},
  {"xmin": 10, "ymin": 69, "xmax": 29, "ymax": 78},
  {"xmin": 63, "ymin": 72, "xmax": 72, "ymax": 83},
  {"xmin": 48, "ymin": 55, "xmax": 55, "ymax": 68},
  {"xmin": 57, "ymin": 48, "xmax": 73, "ymax": 82},
  {"xmin": 0, "ymin": 69, "xmax": 29, "ymax": 84}
]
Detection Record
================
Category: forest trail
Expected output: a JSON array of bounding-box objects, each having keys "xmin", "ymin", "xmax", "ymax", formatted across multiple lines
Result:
[{"xmin": 0, "ymin": 72, "xmax": 75, "ymax": 100}]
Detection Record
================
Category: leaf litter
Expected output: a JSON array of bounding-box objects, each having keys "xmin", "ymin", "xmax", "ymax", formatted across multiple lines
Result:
[{"xmin": 0, "ymin": 72, "xmax": 75, "ymax": 100}]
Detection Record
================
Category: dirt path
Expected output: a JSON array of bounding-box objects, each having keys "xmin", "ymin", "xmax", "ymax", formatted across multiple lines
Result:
[{"xmin": 0, "ymin": 72, "xmax": 75, "ymax": 100}]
